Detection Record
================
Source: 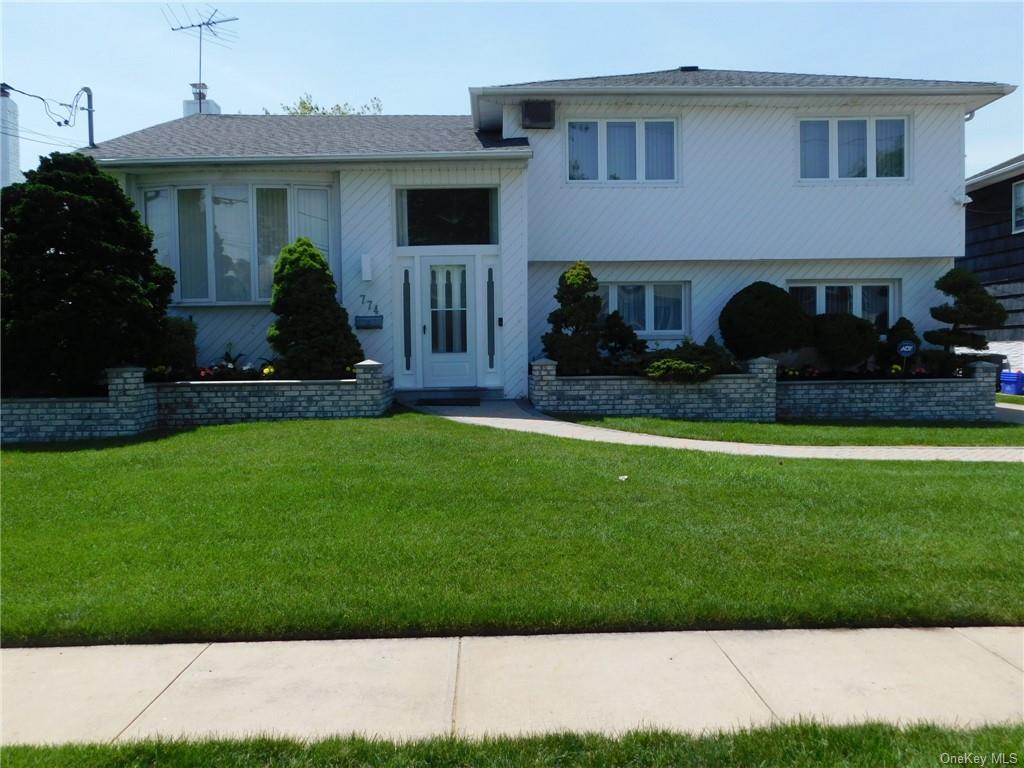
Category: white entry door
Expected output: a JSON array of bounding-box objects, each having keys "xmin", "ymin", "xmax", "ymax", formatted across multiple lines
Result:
[{"xmin": 421, "ymin": 258, "xmax": 476, "ymax": 388}]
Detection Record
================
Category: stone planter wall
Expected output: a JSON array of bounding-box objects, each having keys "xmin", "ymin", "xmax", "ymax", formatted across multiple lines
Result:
[
  {"xmin": 156, "ymin": 361, "xmax": 392, "ymax": 427},
  {"xmin": 776, "ymin": 362, "xmax": 999, "ymax": 422},
  {"xmin": 2, "ymin": 361, "xmax": 392, "ymax": 444},
  {"xmin": 529, "ymin": 357, "xmax": 778, "ymax": 422},
  {"xmin": 529, "ymin": 359, "xmax": 999, "ymax": 423},
  {"xmin": 1, "ymin": 368, "xmax": 157, "ymax": 443}
]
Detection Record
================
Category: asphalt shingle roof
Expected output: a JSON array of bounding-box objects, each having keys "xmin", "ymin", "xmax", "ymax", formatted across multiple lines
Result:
[
  {"xmin": 492, "ymin": 67, "xmax": 1011, "ymax": 91},
  {"xmin": 81, "ymin": 114, "xmax": 529, "ymax": 163}
]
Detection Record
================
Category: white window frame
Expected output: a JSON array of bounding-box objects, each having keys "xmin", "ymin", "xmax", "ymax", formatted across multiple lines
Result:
[
  {"xmin": 565, "ymin": 118, "xmax": 679, "ymax": 184},
  {"xmin": 787, "ymin": 279, "xmax": 899, "ymax": 324},
  {"xmin": 138, "ymin": 183, "xmax": 332, "ymax": 306},
  {"xmin": 797, "ymin": 116, "xmax": 909, "ymax": 181},
  {"xmin": 1012, "ymin": 180, "xmax": 1024, "ymax": 235},
  {"xmin": 598, "ymin": 281, "xmax": 690, "ymax": 337}
]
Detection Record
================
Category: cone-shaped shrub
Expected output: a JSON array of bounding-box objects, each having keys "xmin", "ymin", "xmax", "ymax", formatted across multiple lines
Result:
[
  {"xmin": 267, "ymin": 238, "xmax": 363, "ymax": 378},
  {"xmin": 542, "ymin": 261, "xmax": 603, "ymax": 375}
]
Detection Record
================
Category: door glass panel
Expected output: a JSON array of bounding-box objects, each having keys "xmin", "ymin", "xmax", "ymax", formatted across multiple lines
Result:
[{"xmin": 430, "ymin": 265, "xmax": 468, "ymax": 354}]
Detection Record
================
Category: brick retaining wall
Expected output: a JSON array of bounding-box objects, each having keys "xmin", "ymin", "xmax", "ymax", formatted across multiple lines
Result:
[
  {"xmin": 2, "ymin": 361, "xmax": 392, "ymax": 444},
  {"xmin": 0, "ymin": 368, "xmax": 157, "ymax": 443},
  {"xmin": 529, "ymin": 359, "xmax": 999, "ymax": 423},
  {"xmin": 528, "ymin": 357, "xmax": 778, "ymax": 422},
  {"xmin": 776, "ymin": 362, "xmax": 998, "ymax": 422}
]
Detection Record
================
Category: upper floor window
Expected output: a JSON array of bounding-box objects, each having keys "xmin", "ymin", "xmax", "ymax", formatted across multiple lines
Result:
[
  {"xmin": 1013, "ymin": 181, "xmax": 1024, "ymax": 234},
  {"xmin": 596, "ymin": 281, "xmax": 689, "ymax": 335},
  {"xmin": 799, "ymin": 117, "xmax": 906, "ymax": 180},
  {"xmin": 567, "ymin": 119, "xmax": 677, "ymax": 183},
  {"xmin": 396, "ymin": 188, "xmax": 498, "ymax": 246},
  {"xmin": 788, "ymin": 280, "xmax": 896, "ymax": 332},
  {"xmin": 141, "ymin": 184, "xmax": 330, "ymax": 303}
]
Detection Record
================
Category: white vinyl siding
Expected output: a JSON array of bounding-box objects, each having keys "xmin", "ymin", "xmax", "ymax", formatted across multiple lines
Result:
[
  {"xmin": 567, "ymin": 119, "xmax": 678, "ymax": 183},
  {"xmin": 597, "ymin": 281, "xmax": 689, "ymax": 335},
  {"xmin": 140, "ymin": 183, "xmax": 331, "ymax": 304},
  {"xmin": 799, "ymin": 117, "xmax": 907, "ymax": 180}
]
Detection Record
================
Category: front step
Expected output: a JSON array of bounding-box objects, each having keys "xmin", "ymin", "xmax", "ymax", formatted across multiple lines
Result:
[{"xmin": 394, "ymin": 388, "xmax": 506, "ymax": 406}]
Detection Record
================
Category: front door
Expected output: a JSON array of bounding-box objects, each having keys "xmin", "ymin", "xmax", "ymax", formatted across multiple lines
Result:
[{"xmin": 421, "ymin": 258, "xmax": 476, "ymax": 388}]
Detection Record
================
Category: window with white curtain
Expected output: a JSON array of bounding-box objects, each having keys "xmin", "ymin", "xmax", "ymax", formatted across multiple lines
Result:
[
  {"xmin": 799, "ymin": 117, "xmax": 907, "ymax": 180},
  {"xmin": 597, "ymin": 282, "xmax": 689, "ymax": 334},
  {"xmin": 141, "ymin": 183, "xmax": 331, "ymax": 304},
  {"xmin": 567, "ymin": 119, "xmax": 677, "ymax": 183},
  {"xmin": 788, "ymin": 281, "xmax": 896, "ymax": 332}
]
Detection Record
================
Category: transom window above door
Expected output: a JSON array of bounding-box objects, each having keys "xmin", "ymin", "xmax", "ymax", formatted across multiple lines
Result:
[
  {"xmin": 788, "ymin": 281, "xmax": 897, "ymax": 332},
  {"xmin": 396, "ymin": 188, "xmax": 498, "ymax": 246},
  {"xmin": 141, "ymin": 183, "xmax": 330, "ymax": 304},
  {"xmin": 567, "ymin": 119, "xmax": 677, "ymax": 183},
  {"xmin": 596, "ymin": 282, "xmax": 690, "ymax": 335}
]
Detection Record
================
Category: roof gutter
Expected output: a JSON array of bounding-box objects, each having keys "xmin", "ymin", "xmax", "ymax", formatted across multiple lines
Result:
[
  {"xmin": 966, "ymin": 159, "xmax": 1024, "ymax": 192},
  {"xmin": 91, "ymin": 148, "xmax": 533, "ymax": 167}
]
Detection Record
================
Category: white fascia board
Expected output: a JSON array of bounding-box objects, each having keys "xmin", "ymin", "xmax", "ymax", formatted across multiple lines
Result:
[
  {"xmin": 93, "ymin": 149, "xmax": 533, "ymax": 167},
  {"xmin": 966, "ymin": 159, "xmax": 1024, "ymax": 192},
  {"xmin": 471, "ymin": 84, "xmax": 1016, "ymax": 114}
]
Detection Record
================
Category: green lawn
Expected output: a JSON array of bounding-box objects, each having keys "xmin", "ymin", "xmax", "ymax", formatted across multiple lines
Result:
[
  {"xmin": 998, "ymin": 393, "xmax": 1024, "ymax": 405},
  {"xmin": 564, "ymin": 414, "xmax": 1024, "ymax": 446},
  {"xmin": 2, "ymin": 412, "xmax": 1022, "ymax": 647},
  {"xmin": 4, "ymin": 724, "xmax": 1023, "ymax": 768}
]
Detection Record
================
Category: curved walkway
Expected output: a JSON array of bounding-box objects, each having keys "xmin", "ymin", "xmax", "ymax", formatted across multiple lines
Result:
[{"xmin": 415, "ymin": 400, "xmax": 1024, "ymax": 463}]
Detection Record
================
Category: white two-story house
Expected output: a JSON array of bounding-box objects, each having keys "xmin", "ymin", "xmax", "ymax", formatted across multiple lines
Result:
[{"xmin": 82, "ymin": 67, "xmax": 1014, "ymax": 397}]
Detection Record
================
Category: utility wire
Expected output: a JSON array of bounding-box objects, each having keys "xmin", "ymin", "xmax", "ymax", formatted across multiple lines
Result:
[{"xmin": 0, "ymin": 129, "xmax": 80, "ymax": 149}]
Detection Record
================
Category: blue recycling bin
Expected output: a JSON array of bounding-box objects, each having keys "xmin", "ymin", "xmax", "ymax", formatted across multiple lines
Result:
[{"xmin": 1000, "ymin": 371, "xmax": 1024, "ymax": 395}]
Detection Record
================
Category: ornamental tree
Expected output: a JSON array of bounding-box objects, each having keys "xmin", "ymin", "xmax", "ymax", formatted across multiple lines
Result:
[
  {"xmin": 541, "ymin": 261, "xmax": 604, "ymax": 375},
  {"xmin": 267, "ymin": 237, "xmax": 364, "ymax": 378},
  {"xmin": 1, "ymin": 152, "xmax": 175, "ymax": 394},
  {"xmin": 923, "ymin": 268, "xmax": 1007, "ymax": 351}
]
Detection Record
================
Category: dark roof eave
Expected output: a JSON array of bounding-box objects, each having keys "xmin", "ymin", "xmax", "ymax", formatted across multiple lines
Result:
[{"xmin": 91, "ymin": 148, "xmax": 533, "ymax": 167}]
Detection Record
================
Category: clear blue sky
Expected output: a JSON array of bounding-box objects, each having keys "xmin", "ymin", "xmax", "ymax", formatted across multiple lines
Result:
[{"xmin": 3, "ymin": 2, "xmax": 1021, "ymax": 175}]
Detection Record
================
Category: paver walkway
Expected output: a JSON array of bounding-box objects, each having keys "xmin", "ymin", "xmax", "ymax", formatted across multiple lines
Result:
[
  {"xmin": 2, "ymin": 627, "xmax": 1020, "ymax": 744},
  {"xmin": 415, "ymin": 400, "xmax": 1024, "ymax": 463}
]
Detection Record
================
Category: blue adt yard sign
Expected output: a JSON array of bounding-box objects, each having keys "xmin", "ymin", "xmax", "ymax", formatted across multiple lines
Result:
[{"xmin": 897, "ymin": 340, "xmax": 917, "ymax": 359}]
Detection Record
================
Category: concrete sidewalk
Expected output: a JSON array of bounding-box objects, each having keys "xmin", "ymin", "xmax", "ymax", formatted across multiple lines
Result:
[
  {"xmin": 417, "ymin": 400, "xmax": 1024, "ymax": 463},
  {"xmin": 3, "ymin": 627, "xmax": 1021, "ymax": 744}
]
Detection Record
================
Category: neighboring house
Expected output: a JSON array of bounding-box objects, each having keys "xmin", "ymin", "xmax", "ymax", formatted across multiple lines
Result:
[
  {"xmin": 79, "ymin": 68, "xmax": 1015, "ymax": 397},
  {"xmin": 959, "ymin": 155, "xmax": 1024, "ymax": 367}
]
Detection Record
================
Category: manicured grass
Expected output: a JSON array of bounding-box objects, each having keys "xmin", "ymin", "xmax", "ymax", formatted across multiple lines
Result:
[
  {"xmin": 565, "ymin": 414, "xmax": 1024, "ymax": 446},
  {"xmin": 4, "ymin": 724, "xmax": 1023, "ymax": 768},
  {"xmin": 3, "ymin": 412, "xmax": 1022, "ymax": 646},
  {"xmin": 998, "ymin": 393, "xmax": 1024, "ymax": 405}
]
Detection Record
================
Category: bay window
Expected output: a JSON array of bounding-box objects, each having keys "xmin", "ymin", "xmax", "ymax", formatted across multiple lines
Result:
[
  {"xmin": 788, "ymin": 281, "xmax": 896, "ymax": 332},
  {"xmin": 597, "ymin": 282, "xmax": 689, "ymax": 335},
  {"xmin": 141, "ymin": 184, "xmax": 331, "ymax": 303},
  {"xmin": 799, "ymin": 117, "xmax": 907, "ymax": 180},
  {"xmin": 568, "ymin": 119, "xmax": 677, "ymax": 183}
]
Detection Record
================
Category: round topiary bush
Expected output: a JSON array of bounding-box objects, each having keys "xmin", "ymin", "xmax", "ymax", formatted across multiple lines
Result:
[
  {"xmin": 718, "ymin": 281, "xmax": 812, "ymax": 360},
  {"xmin": 813, "ymin": 313, "xmax": 879, "ymax": 371},
  {"xmin": 267, "ymin": 237, "xmax": 364, "ymax": 378}
]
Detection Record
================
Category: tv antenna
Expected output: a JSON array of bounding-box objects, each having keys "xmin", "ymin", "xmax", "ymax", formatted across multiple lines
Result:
[{"xmin": 163, "ymin": 6, "xmax": 238, "ymax": 112}]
